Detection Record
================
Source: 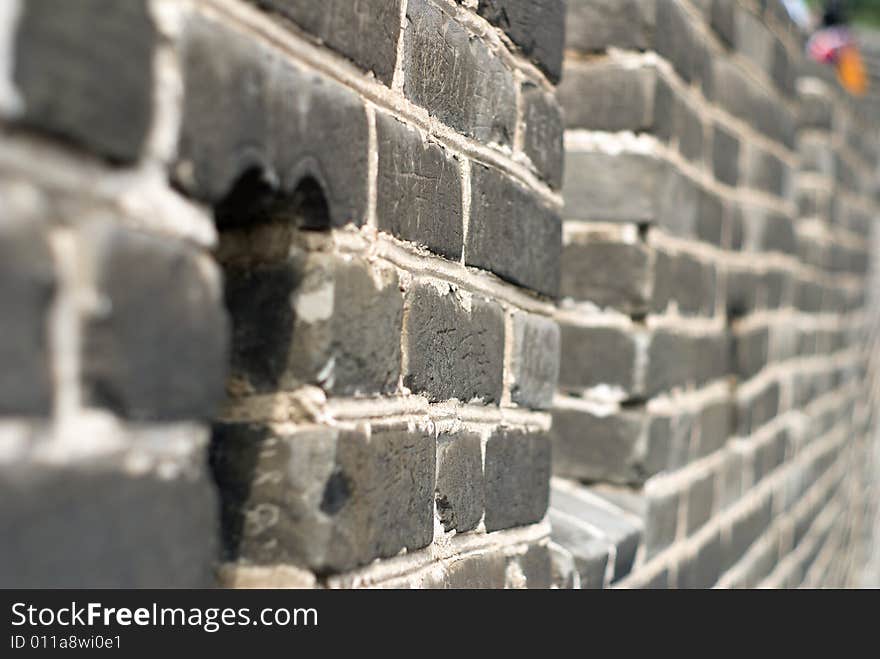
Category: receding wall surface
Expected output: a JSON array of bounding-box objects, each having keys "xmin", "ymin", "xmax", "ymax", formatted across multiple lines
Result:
[{"xmin": 0, "ymin": 0, "xmax": 878, "ymax": 589}]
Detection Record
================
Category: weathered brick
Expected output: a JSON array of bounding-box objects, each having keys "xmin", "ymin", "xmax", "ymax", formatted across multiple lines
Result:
[
  {"xmin": 697, "ymin": 187, "xmax": 726, "ymax": 245},
  {"xmin": 551, "ymin": 406, "xmax": 654, "ymax": 484},
  {"xmin": 712, "ymin": 123, "xmax": 741, "ymax": 186},
  {"xmin": 678, "ymin": 530, "xmax": 723, "ymax": 588},
  {"xmin": 176, "ymin": 17, "xmax": 369, "ymax": 228},
  {"xmin": 676, "ymin": 97, "xmax": 705, "ymax": 164},
  {"xmin": 550, "ymin": 484, "xmax": 643, "ymax": 582},
  {"xmin": 375, "ymin": 113, "xmax": 463, "ymax": 259},
  {"xmin": 655, "ymin": 0, "xmax": 702, "ymax": 83},
  {"xmin": 511, "ymin": 543, "xmax": 554, "ymax": 588},
  {"xmin": 211, "ymin": 424, "xmax": 435, "ymax": 572},
  {"xmin": 548, "ymin": 510, "xmax": 610, "ymax": 588},
  {"xmin": 696, "ymin": 398, "xmax": 734, "ymax": 457},
  {"xmin": 563, "ymin": 151, "xmax": 666, "ymax": 224},
  {"xmin": 81, "ymin": 224, "xmax": 228, "ymax": 421},
  {"xmin": 557, "ymin": 323, "xmax": 645, "ymax": 398},
  {"xmin": 733, "ymin": 326, "xmax": 770, "ymax": 380},
  {"xmin": 643, "ymin": 488, "xmax": 680, "ymax": 559},
  {"xmin": 13, "ymin": 0, "xmax": 156, "ymax": 163},
  {"xmin": 685, "ymin": 471, "xmax": 716, "ymax": 534},
  {"xmin": 404, "ymin": 281, "xmax": 504, "ymax": 404},
  {"xmin": 467, "ymin": 163, "xmax": 561, "ymax": 297},
  {"xmin": 652, "ymin": 250, "xmax": 716, "ymax": 316},
  {"xmin": 250, "ymin": 0, "xmax": 401, "ymax": 85},
  {"xmin": 560, "ymin": 232, "xmax": 652, "ymax": 313},
  {"xmin": 484, "ymin": 429, "xmax": 551, "ymax": 531},
  {"xmin": 734, "ymin": 6, "xmax": 773, "ymax": 73},
  {"xmin": 726, "ymin": 496, "xmax": 773, "ymax": 566},
  {"xmin": 645, "ymin": 330, "xmax": 728, "ymax": 396},
  {"xmin": 404, "ymin": 0, "xmax": 516, "ymax": 146},
  {"xmin": 224, "ymin": 251, "xmax": 402, "ymax": 396},
  {"xmin": 710, "ymin": 0, "xmax": 736, "ymax": 48},
  {"xmin": 509, "ymin": 312, "xmax": 560, "ymax": 409},
  {"xmin": 0, "ymin": 219, "xmax": 55, "ymax": 417},
  {"xmin": 473, "ymin": 0, "xmax": 565, "ymax": 82},
  {"xmin": 566, "ymin": 0, "xmax": 656, "ymax": 53},
  {"xmin": 558, "ymin": 60, "xmax": 656, "ymax": 132},
  {"xmin": 521, "ymin": 83, "xmax": 564, "ymax": 189},
  {"xmin": 744, "ymin": 145, "xmax": 790, "ymax": 198},
  {"xmin": 436, "ymin": 431, "xmax": 484, "ymax": 533},
  {"xmin": 438, "ymin": 550, "xmax": 508, "ymax": 588},
  {"xmin": 0, "ymin": 454, "xmax": 217, "ymax": 587}
]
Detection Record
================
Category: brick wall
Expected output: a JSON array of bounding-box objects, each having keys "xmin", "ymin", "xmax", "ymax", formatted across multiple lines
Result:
[
  {"xmin": 550, "ymin": 0, "xmax": 880, "ymax": 588},
  {"xmin": 0, "ymin": 0, "xmax": 877, "ymax": 589},
  {"xmin": 0, "ymin": 0, "xmax": 565, "ymax": 588}
]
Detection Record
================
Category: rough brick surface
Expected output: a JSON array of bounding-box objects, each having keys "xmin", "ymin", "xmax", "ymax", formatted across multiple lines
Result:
[
  {"xmin": 376, "ymin": 113, "xmax": 463, "ymax": 259},
  {"xmin": 0, "ymin": 220, "xmax": 55, "ymax": 417},
  {"xmin": 473, "ymin": 0, "xmax": 565, "ymax": 82},
  {"xmin": 250, "ymin": 0, "xmax": 402, "ymax": 85},
  {"xmin": 0, "ymin": 456, "xmax": 218, "ymax": 588},
  {"xmin": 404, "ymin": 282, "xmax": 504, "ymax": 404},
  {"xmin": 12, "ymin": 0, "xmax": 155, "ymax": 163},
  {"xmin": 405, "ymin": 0, "xmax": 516, "ymax": 146},
  {"xmin": 81, "ymin": 224, "xmax": 228, "ymax": 421},
  {"xmin": 177, "ymin": 17, "xmax": 369, "ymax": 227},
  {"xmin": 211, "ymin": 424, "xmax": 435, "ymax": 572},
  {"xmin": 467, "ymin": 163, "xmax": 561, "ymax": 296},
  {"xmin": 484, "ymin": 429, "xmax": 551, "ymax": 531}
]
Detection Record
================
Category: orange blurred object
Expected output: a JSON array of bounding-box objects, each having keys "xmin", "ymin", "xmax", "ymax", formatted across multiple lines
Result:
[{"xmin": 837, "ymin": 45, "xmax": 868, "ymax": 95}]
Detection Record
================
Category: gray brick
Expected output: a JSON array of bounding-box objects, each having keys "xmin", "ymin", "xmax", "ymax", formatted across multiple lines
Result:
[
  {"xmin": 563, "ymin": 151, "xmax": 666, "ymax": 224},
  {"xmin": 473, "ymin": 0, "xmax": 565, "ymax": 82},
  {"xmin": 685, "ymin": 471, "xmax": 716, "ymax": 534},
  {"xmin": 81, "ymin": 224, "xmax": 228, "ymax": 421},
  {"xmin": 224, "ymin": 252, "xmax": 402, "ymax": 396},
  {"xmin": 404, "ymin": 0, "xmax": 516, "ymax": 146},
  {"xmin": 652, "ymin": 250, "xmax": 716, "ymax": 316},
  {"xmin": 13, "ymin": 0, "xmax": 156, "ymax": 163},
  {"xmin": 467, "ymin": 163, "xmax": 561, "ymax": 297},
  {"xmin": 655, "ymin": 0, "xmax": 702, "ymax": 83},
  {"xmin": 375, "ymin": 113, "xmax": 463, "ymax": 260},
  {"xmin": 712, "ymin": 123, "xmax": 741, "ymax": 186},
  {"xmin": 726, "ymin": 496, "xmax": 773, "ymax": 566},
  {"xmin": 744, "ymin": 146, "xmax": 790, "ymax": 198},
  {"xmin": 644, "ymin": 489, "xmax": 680, "ymax": 559},
  {"xmin": 250, "ymin": 0, "xmax": 401, "ymax": 85},
  {"xmin": 211, "ymin": 424, "xmax": 435, "ymax": 573},
  {"xmin": 557, "ymin": 323, "xmax": 645, "ymax": 398},
  {"xmin": 645, "ymin": 330, "xmax": 728, "ymax": 396},
  {"xmin": 551, "ymin": 406, "xmax": 654, "ymax": 485},
  {"xmin": 710, "ymin": 0, "xmax": 736, "ymax": 47},
  {"xmin": 734, "ymin": 6, "xmax": 773, "ymax": 73},
  {"xmin": 510, "ymin": 312, "xmax": 560, "ymax": 409},
  {"xmin": 521, "ymin": 83, "xmax": 564, "ymax": 189},
  {"xmin": 0, "ymin": 454, "xmax": 217, "ymax": 587},
  {"xmin": 548, "ymin": 510, "xmax": 610, "ymax": 588},
  {"xmin": 0, "ymin": 219, "xmax": 55, "ymax": 417},
  {"xmin": 678, "ymin": 530, "xmax": 723, "ymax": 588},
  {"xmin": 484, "ymin": 429, "xmax": 551, "ymax": 531},
  {"xmin": 560, "ymin": 235, "xmax": 652, "ymax": 314},
  {"xmin": 404, "ymin": 282, "xmax": 504, "ymax": 404},
  {"xmin": 512, "ymin": 543, "xmax": 554, "ymax": 588},
  {"xmin": 436, "ymin": 431, "xmax": 484, "ymax": 533},
  {"xmin": 696, "ymin": 398, "xmax": 734, "ymax": 457},
  {"xmin": 734, "ymin": 326, "xmax": 769, "ymax": 380},
  {"xmin": 176, "ymin": 17, "xmax": 369, "ymax": 228},
  {"xmin": 439, "ymin": 550, "xmax": 507, "ymax": 588},
  {"xmin": 566, "ymin": 0, "xmax": 656, "ymax": 53},
  {"xmin": 550, "ymin": 485, "xmax": 643, "ymax": 582},
  {"xmin": 558, "ymin": 61, "xmax": 656, "ymax": 132}
]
